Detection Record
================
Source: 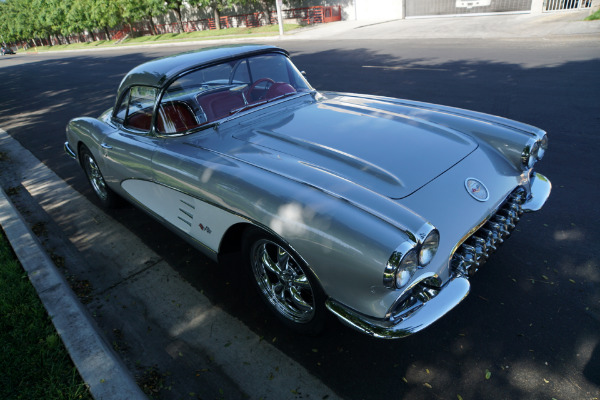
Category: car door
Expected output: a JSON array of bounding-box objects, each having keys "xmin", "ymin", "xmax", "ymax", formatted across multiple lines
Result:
[{"xmin": 101, "ymin": 85, "xmax": 162, "ymax": 187}]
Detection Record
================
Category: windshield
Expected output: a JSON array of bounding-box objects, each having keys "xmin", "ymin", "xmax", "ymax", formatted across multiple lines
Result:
[{"xmin": 156, "ymin": 53, "xmax": 311, "ymax": 135}]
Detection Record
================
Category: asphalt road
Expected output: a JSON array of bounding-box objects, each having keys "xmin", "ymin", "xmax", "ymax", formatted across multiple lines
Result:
[{"xmin": 1, "ymin": 36, "xmax": 599, "ymax": 400}]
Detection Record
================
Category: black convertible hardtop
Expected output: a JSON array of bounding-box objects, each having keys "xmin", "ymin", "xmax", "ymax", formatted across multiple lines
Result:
[{"xmin": 116, "ymin": 44, "xmax": 288, "ymax": 100}]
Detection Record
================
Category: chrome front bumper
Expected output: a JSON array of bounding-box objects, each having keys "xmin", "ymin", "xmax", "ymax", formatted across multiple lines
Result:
[
  {"xmin": 326, "ymin": 172, "xmax": 551, "ymax": 339},
  {"xmin": 326, "ymin": 275, "xmax": 470, "ymax": 339},
  {"xmin": 64, "ymin": 141, "xmax": 77, "ymax": 160}
]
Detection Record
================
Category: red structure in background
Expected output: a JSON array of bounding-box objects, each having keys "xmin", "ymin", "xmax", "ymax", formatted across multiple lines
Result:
[
  {"xmin": 155, "ymin": 5, "xmax": 342, "ymax": 34},
  {"xmin": 273, "ymin": 6, "xmax": 342, "ymax": 24},
  {"xmin": 19, "ymin": 5, "xmax": 342, "ymax": 48}
]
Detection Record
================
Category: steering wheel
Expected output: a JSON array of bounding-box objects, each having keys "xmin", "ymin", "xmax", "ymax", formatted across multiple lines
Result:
[{"xmin": 246, "ymin": 78, "xmax": 275, "ymax": 101}]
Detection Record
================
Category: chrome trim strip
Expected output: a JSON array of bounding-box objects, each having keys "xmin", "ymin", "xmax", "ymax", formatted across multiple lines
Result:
[
  {"xmin": 179, "ymin": 199, "xmax": 195, "ymax": 210},
  {"xmin": 326, "ymin": 274, "xmax": 470, "ymax": 339},
  {"xmin": 177, "ymin": 216, "xmax": 192, "ymax": 227},
  {"xmin": 522, "ymin": 172, "xmax": 551, "ymax": 212},
  {"xmin": 64, "ymin": 141, "xmax": 77, "ymax": 160},
  {"xmin": 178, "ymin": 208, "xmax": 193, "ymax": 219}
]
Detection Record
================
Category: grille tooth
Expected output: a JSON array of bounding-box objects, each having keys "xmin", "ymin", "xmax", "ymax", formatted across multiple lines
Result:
[
  {"xmin": 469, "ymin": 236, "xmax": 489, "ymax": 259},
  {"xmin": 479, "ymin": 228, "xmax": 497, "ymax": 252},
  {"xmin": 462, "ymin": 244, "xmax": 484, "ymax": 267},
  {"xmin": 507, "ymin": 202, "xmax": 523, "ymax": 217},
  {"xmin": 452, "ymin": 187, "xmax": 526, "ymax": 276},
  {"xmin": 451, "ymin": 254, "xmax": 467, "ymax": 275},
  {"xmin": 497, "ymin": 210, "xmax": 517, "ymax": 229},
  {"xmin": 509, "ymin": 187, "xmax": 527, "ymax": 204},
  {"xmin": 485, "ymin": 222, "xmax": 504, "ymax": 244},
  {"xmin": 493, "ymin": 215, "xmax": 511, "ymax": 236}
]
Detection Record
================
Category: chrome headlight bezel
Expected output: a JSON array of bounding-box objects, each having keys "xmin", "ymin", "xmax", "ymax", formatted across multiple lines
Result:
[
  {"xmin": 384, "ymin": 228, "xmax": 440, "ymax": 290},
  {"xmin": 419, "ymin": 229, "xmax": 440, "ymax": 267},
  {"xmin": 521, "ymin": 133, "xmax": 548, "ymax": 170},
  {"xmin": 395, "ymin": 249, "xmax": 418, "ymax": 289},
  {"xmin": 537, "ymin": 134, "xmax": 548, "ymax": 161},
  {"xmin": 521, "ymin": 138, "xmax": 538, "ymax": 170},
  {"xmin": 384, "ymin": 242, "xmax": 416, "ymax": 289}
]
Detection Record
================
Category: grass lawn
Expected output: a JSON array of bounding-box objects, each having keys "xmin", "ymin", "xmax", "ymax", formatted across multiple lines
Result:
[
  {"xmin": 0, "ymin": 230, "xmax": 92, "ymax": 400},
  {"xmin": 585, "ymin": 9, "xmax": 600, "ymax": 20},
  {"xmin": 21, "ymin": 23, "xmax": 301, "ymax": 53}
]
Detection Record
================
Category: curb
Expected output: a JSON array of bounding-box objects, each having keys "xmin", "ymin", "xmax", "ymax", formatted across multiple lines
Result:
[{"xmin": 0, "ymin": 187, "xmax": 147, "ymax": 400}]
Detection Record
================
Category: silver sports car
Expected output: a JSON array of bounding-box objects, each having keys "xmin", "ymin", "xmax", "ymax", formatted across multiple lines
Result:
[{"xmin": 65, "ymin": 44, "xmax": 551, "ymax": 338}]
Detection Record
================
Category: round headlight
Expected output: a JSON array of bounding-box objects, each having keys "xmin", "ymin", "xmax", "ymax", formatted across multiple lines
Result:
[
  {"xmin": 522, "ymin": 140, "xmax": 538, "ymax": 170},
  {"xmin": 537, "ymin": 135, "xmax": 548, "ymax": 160},
  {"xmin": 419, "ymin": 229, "xmax": 440, "ymax": 267},
  {"xmin": 395, "ymin": 249, "xmax": 418, "ymax": 288},
  {"xmin": 529, "ymin": 141, "xmax": 539, "ymax": 168}
]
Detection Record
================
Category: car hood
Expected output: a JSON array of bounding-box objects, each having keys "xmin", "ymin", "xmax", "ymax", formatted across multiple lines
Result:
[{"xmin": 231, "ymin": 92, "xmax": 478, "ymax": 199}]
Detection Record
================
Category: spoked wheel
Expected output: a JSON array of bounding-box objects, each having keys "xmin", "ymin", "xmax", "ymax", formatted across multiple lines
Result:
[
  {"xmin": 244, "ymin": 228, "xmax": 326, "ymax": 335},
  {"xmin": 80, "ymin": 147, "xmax": 118, "ymax": 208}
]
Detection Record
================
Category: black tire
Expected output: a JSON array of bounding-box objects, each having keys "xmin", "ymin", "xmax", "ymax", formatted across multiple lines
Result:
[
  {"xmin": 80, "ymin": 147, "xmax": 118, "ymax": 208},
  {"xmin": 243, "ymin": 227, "xmax": 326, "ymax": 335}
]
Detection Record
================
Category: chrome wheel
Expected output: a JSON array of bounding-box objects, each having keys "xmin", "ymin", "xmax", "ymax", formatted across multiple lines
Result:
[
  {"xmin": 83, "ymin": 153, "xmax": 108, "ymax": 201},
  {"xmin": 249, "ymin": 238, "xmax": 315, "ymax": 323}
]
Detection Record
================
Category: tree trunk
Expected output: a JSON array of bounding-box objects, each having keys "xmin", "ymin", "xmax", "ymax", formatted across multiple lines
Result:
[
  {"xmin": 174, "ymin": 9, "xmax": 184, "ymax": 32},
  {"xmin": 148, "ymin": 18, "xmax": 157, "ymax": 35},
  {"xmin": 104, "ymin": 26, "xmax": 111, "ymax": 40},
  {"xmin": 263, "ymin": 1, "xmax": 273, "ymax": 24},
  {"xmin": 213, "ymin": 7, "xmax": 221, "ymax": 30}
]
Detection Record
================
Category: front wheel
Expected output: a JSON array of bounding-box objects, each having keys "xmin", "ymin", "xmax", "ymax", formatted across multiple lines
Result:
[
  {"xmin": 80, "ymin": 147, "xmax": 118, "ymax": 208},
  {"xmin": 243, "ymin": 228, "xmax": 326, "ymax": 335}
]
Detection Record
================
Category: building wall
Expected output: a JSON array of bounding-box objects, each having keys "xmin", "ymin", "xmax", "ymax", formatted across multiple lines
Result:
[{"xmin": 348, "ymin": 0, "xmax": 404, "ymax": 20}]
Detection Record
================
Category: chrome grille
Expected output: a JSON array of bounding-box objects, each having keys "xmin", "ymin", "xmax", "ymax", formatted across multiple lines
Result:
[{"xmin": 452, "ymin": 187, "xmax": 527, "ymax": 276}]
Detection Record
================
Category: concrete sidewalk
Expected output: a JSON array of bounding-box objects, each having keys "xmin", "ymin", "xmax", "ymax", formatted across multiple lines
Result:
[
  {"xmin": 284, "ymin": 10, "xmax": 600, "ymax": 40},
  {"xmin": 0, "ymin": 128, "xmax": 342, "ymax": 399}
]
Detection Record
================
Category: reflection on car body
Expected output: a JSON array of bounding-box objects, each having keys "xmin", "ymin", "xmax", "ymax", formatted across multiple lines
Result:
[{"xmin": 65, "ymin": 45, "xmax": 550, "ymax": 338}]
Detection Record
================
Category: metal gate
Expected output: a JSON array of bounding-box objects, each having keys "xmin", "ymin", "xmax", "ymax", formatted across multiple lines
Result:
[
  {"xmin": 406, "ymin": 0, "xmax": 533, "ymax": 17},
  {"xmin": 544, "ymin": 0, "xmax": 592, "ymax": 11}
]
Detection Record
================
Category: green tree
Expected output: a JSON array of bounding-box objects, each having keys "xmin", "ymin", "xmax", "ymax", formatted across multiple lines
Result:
[
  {"xmin": 188, "ymin": 0, "xmax": 244, "ymax": 30},
  {"xmin": 140, "ymin": 0, "xmax": 166, "ymax": 35},
  {"xmin": 165, "ymin": 0, "xmax": 185, "ymax": 32},
  {"xmin": 88, "ymin": 0, "xmax": 123, "ymax": 39}
]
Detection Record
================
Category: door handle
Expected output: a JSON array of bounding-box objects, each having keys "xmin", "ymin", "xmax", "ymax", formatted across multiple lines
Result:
[{"xmin": 101, "ymin": 143, "xmax": 113, "ymax": 149}]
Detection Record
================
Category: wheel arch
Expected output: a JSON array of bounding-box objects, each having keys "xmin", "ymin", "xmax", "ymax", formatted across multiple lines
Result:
[{"xmin": 217, "ymin": 222, "xmax": 324, "ymax": 289}]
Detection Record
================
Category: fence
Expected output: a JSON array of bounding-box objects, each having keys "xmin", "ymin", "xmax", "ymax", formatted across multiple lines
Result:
[
  {"xmin": 544, "ymin": 0, "xmax": 592, "ymax": 11},
  {"xmin": 406, "ymin": 0, "xmax": 533, "ymax": 17},
  {"xmin": 15, "ymin": 5, "xmax": 341, "ymax": 47}
]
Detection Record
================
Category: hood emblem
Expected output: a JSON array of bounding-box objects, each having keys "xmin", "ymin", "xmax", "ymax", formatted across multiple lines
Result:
[{"xmin": 465, "ymin": 178, "xmax": 489, "ymax": 202}]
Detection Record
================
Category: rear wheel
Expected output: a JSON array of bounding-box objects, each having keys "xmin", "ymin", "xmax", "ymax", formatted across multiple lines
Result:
[
  {"xmin": 243, "ymin": 228, "xmax": 326, "ymax": 335},
  {"xmin": 80, "ymin": 147, "xmax": 118, "ymax": 208}
]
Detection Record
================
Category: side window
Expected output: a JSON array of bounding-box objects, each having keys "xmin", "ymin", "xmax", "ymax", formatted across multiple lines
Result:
[
  {"xmin": 114, "ymin": 89, "xmax": 130, "ymax": 120},
  {"xmin": 247, "ymin": 54, "xmax": 289, "ymax": 83},
  {"xmin": 232, "ymin": 59, "xmax": 250, "ymax": 84},
  {"xmin": 123, "ymin": 86, "xmax": 157, "ymax": 132},
  {"xmin": 157, "ymin": 62, "xmax": 237, "ymax": 134}
]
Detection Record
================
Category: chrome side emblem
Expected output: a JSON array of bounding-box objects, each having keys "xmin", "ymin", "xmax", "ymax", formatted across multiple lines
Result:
[{"xmin": 465, "ymin": 178, "xmax": 489, "ymax": 202}]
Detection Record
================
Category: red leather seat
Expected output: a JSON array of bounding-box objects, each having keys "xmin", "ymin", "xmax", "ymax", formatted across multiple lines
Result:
[
  {"xmin": 265, "ymin": 83, "xmax": 296, "ymax": 100},
  {"xmin": 126, "ymin": 112, "xmax": 152, "ymax": 131},
  {"xmin": 156, "ymin": 102, "xmax": 199, "ymax": 133},
  {"xmin": 197, "ymin": 91, "xmax": 245, "ymax": 123}
]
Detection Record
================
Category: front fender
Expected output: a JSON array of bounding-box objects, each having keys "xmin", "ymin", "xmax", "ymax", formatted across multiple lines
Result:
[{"xmin": 66, "ymin": 116, "xmax": 116, "ymax": 169}]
